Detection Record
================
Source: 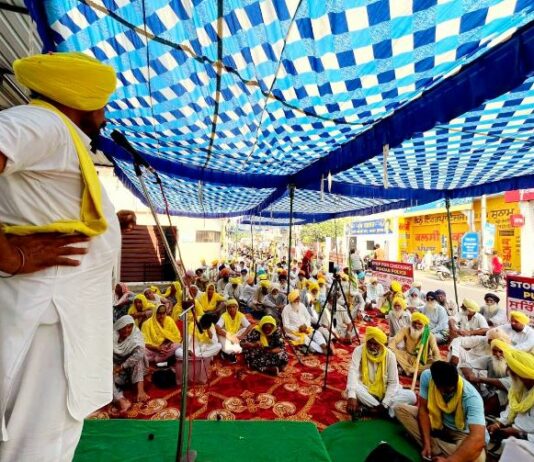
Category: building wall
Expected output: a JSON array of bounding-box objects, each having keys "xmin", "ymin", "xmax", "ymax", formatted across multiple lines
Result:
[
  {"xmin": 398, "ymin": 194, "xmax": 521, "ymax": 271},
  {"xmin": 97, "ymin": 167, "xmax": 225, "ymax": 270}
]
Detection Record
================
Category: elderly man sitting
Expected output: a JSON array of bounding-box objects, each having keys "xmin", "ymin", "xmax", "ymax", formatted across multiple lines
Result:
[
  {"xmin": 480, "ymin": 293, "xmax": 507, "ymax": 327},
  {"xmin": 419, "ymin": 291, "xmax": 449, "ymax": 344},
  {"xmin": 396, "ymin": 361, "xmax": 487, "ymax": 462},
  {"xmin": 449, "ymin": 299, "xmax": 489, "ymax": 339},
  {"xmin": 389, "ymin": 312, "xmax": 441, "ymax": 377},
  {"xmin": 501, "ymin": 311, "xmax": 534, "ymax": 352},
  {"xmin": 488, "ymin": 341, "xmax": 534, "ymax": 453},
  {"xmin": 215, "ymin": 299, "xmax": 254, "ymax": 364},
  {"xmin": 346, "ymin": 327, "xmax": 416, "ymax": 419},
  {"xmin": 282, "ymin": 290, "xmax": 328, "ymax": 354}
]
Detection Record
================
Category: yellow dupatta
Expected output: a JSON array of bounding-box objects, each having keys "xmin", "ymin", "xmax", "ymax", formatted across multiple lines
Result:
[
  {"xmin": 360, "ymin": 345, "xmax": 387, "ymax": 400},
  {"xmin": 255, "ymin": 315, "xmax": 277, "ymax": 347},
  {"xmin": 199, "ymin": 284, "xmax": 224, "ymax": 312},
  {"xmin": 127, "ymin": 294, "xmax": 155, "ymax": 326},
  {"xmin": 428, "ymin": 377, "xmax": 465, "ymax": 431},
  {"xmin": 3, "ymin": 100, "xmax": 107, "ymax": 237},
  {"xmin": 141, "ymin": 311, "xmax": 181, "ymax": 347},
  {"xmin": 221, "ymin": 311, "xmax": 245, "ymax": 335}
]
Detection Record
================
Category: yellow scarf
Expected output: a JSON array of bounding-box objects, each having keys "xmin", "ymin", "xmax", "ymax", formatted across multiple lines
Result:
[
  {"xmin": 361, "ymin": 346, "xmax": 387, "ymax": 400},
  {"xmin": 288, "ymin": 326, "xmax": 313, "ymax": 346},
  {"xmin": 507, "ymin": 384, "xmax": 534, "ymax": 425},
  {"xmin": 199, "ymin": 291, "xmax": 224, "ymax": 312},
  {"xmin": 189, "ymin": 322, "xmax": 212, "ymax": 344},
  {"xmin": 3, "ymin": 100, "xmax": 107, "ymax": 237},
  {"xmin": 141, "ymin": 312, "xmax": 181, "ymax": 347},
  {"xmin": 221, "ymin": 311, "xmax": 244, "ymax": 335},
  {"xmin": 428, "ymin": 377, "xmax": 465, "ymax": 431}
]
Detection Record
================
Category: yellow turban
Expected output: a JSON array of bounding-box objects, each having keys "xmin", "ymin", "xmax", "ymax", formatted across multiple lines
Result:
[
  {"xmin": 510, "ymin": 311, "xmax": 530, "ymax": 326},
  {"xmin": 462, "ymin": 298, "xmax": 480, "ymax": 313},
  {"xmin": 490, "ymin": 338, "xmax": 511, "ymax": 353},
  {"xmin": 212, "ymin": 259, "xmax": 219, "ymax": 265},
  {"xmin": 317, "ymin": 277, "xmax": 326, "ymax": 285},
  {"xmin": 392, "ymin": 296, "xmax": 407, "ymax": 310},
  {"xmin": 14, "ymin": 52, "xmax": 116, "ymax": 111},
  {"xmin": 288, "ymin": 290, "xmax": 300, "ymax": 303},
  {"xmin": 411, "ymin": 312, "xmax": 430, "ymax": 326},
  {"xmin": 226, "ymin": 298, "xmax": 238, "ymax": 307},
  {"xmin": 260, "ymin": 280, "xmax": 271, "ymax": 288},
  {"xmin": 391, "ymin": 281, "xmax": 402, "ymax": 293},
  {"xmin": 230, "ymin": 277, "xmax": 241, "ymax": 285},
  {"xmin": 308, "ymin": 282, "xmax": 320, "ymax": 292},
  {"xmin": 503, "ymin": 347, "xmax": 534, "ymax": 380},
  {"xmin": 365, "ymin": 326, "xmax": 387, "ymax": 345}
]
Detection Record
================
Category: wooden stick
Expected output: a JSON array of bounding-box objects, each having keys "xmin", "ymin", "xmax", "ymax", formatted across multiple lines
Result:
[{"xmin": 410, "ymin": 345, "xmax": 424, "ymax": 391}]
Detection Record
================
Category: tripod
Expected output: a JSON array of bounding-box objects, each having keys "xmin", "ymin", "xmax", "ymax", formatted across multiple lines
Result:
[{"xmin": 305, "ymin": 274, "xmax": 361, "ymax": 389}]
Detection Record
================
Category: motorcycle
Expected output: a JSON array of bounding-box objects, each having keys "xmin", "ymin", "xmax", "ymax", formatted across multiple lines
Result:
[
  {"xmin": 436, "ymin": 258, "xmax": 452, "ymax": 280},
  {"xmin": 477, "ymin": 269, "xmax": 493, "ymax": 289}
]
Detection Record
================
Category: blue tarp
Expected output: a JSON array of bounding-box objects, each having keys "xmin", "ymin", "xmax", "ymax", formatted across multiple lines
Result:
[{"xmin": 25, "ymin": 0, "xmax": 534, "ymax": 221}]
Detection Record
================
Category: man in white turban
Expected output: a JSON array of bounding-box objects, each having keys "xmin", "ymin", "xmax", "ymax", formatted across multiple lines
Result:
[{"xmin": 0, "ymin": 52, "xmax": 125, "ymax": 461}]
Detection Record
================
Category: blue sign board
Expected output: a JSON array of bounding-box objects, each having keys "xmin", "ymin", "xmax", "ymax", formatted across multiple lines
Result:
[
  {"xmin": 461, "ymin": 232, "xmax": 479, "ymax": 259},
  {"xmin": 349, "ymin": 219, "xmax": 393, "ymax": 235}
]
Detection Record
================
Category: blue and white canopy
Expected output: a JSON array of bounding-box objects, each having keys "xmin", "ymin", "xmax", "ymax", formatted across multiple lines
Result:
[{"xmin": 24, "ymin": 0, "xmax": 534, "ymax": 222}]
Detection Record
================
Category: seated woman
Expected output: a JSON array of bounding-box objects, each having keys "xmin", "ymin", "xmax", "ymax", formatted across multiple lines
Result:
[
  {"xmin": 198, "ymin": 283, "xmax": 225, "ymax": 314},
  {"xmin": 127, "ymin": 294, "xmax": 155, "ymax": 328},
  {"xmin": 240, "ymin": 315, "xmax": 289, "ymax": 376},
  {"xmin": 113, "ymin": 315, "xmax": 149, "ymax": 413},
  {"xmin": 215, "ymin": 299, "xmax": 254, "ymax": 363},
  {"xmin": 163, "ymin": 281, "xmax": 182, "ymax": 313},
  {"xmin": 113, "ymin": 283, "xmax": 135, "ymax": 321},
  {"xmin": 142, "ymin": 304, "xmax": 182, "ymax": 363},
  {"xmin": 179, "ymin": 313, "xmax": 222, "ymax": 359}
]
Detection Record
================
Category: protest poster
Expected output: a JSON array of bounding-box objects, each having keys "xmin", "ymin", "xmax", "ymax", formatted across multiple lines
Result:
[
  {"xmin": 370, "ymin": 260, "xmax": 414, "ymax": 289},
  {"xmin": 507, "ymin": 274, "xmax": 534, "ymax": 325}
]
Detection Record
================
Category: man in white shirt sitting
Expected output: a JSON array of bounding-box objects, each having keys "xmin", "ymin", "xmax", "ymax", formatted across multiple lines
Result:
[
  {"xmin": 282, "ymin": 290, "xmax": 328, "ymax": 354},
  {"xmin": 346, "ymin": 326, "xmax": 416, "ymax": 419},
  {"xmin": 480, "ymin": 293, "xmax": 507, "ymax": 327},
  {"xmin": 500, "ymin": 311, "xmax": 534, "ymax": 352},
  {"xmin": 449, "ymin": 299, "xmax": 489, "ymax": 339}
]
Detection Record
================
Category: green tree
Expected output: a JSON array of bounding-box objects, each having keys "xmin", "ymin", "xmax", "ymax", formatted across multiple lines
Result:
[{"xmin": 299, "ymin": 219, "xmax": 348, "ymax": 246}]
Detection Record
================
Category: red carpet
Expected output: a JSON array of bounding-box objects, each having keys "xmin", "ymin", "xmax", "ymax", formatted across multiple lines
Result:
[{"xmin": 91, "ymin": 313, "xmax": 441, "ymax": 429}]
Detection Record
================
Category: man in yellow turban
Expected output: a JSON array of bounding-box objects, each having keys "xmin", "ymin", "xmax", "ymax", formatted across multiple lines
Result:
[
  {"xmin": 396, "ymin": 361, "xmax": 486, "ymax": 462},
  {"xmin": 487, "ymin": 345, "xmax": 534, "ymax": 450},
  {"xmin": 282, "ymin": 291, "xmax": 329, "ymax": 354},
  {"xmin": 346, "ymin": 327, "xmax": 415, "ymax": 419},
  {"xmin": 449, "ymin": 298, "xmax": 489, "ymax": 339},
  {"xmin": 0, "ymin": 52, "xmax": 132, "ymax": 461},
  {"xmin": 389, "ymin": 312, "xmax": 441, "ymax": 376},
  {"xmin": 224, "ymin": 276, "xmax": 243, "ymax": 300},
  {"xmin": 251, "ymin": 279, "xmax": 271, "ymax": 319},
  {"xmin": 501, "ymin": 311, "xmax": 534, "ymax": 352}
]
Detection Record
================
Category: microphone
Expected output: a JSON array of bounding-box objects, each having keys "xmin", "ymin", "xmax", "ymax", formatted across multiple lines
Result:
[{"xmin": 111, "ymin": 130, "xmax": 157, "ymax": 177}]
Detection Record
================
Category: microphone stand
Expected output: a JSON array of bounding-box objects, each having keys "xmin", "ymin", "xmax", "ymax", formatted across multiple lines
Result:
[{"xmin": 132, "ymin": 161, "xmax": 196, "ymax": 462}]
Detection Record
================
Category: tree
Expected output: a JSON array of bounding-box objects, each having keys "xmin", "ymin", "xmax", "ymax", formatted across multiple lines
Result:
[{"xmin": 299, "ymin": 219, "xmax": 348, "ymax": 246}]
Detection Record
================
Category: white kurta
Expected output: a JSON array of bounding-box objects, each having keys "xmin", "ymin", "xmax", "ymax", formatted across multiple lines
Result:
[
  {"xmin": 454, "ymin": 312, "xmax": 489, "ymax": 331},
  {"xmin": 480, "ymin": 305, "xmax": 507, "ymax": 326},
  {"xmin": 346, "ymin": 345, "xmax": 416, "ymax": 415},
  {"xmin": 281, "ymin": 303, "xmax": 327, "ymax": 353},
  {"xmin": 449, "ymin": 335, "xmax": 491, "ymax": 369},
  {"xmin": 501, "ymin": 324, "xmax": 534, "ymax": 352},
  {"xmin": 0, "ymin": 106, "xmax": 120, "ymax": 442}
]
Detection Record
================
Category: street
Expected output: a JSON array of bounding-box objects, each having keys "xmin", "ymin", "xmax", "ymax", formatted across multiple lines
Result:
[{"xmin": 414, "ymin": 270, "xmax": 506, "ymax": 306}]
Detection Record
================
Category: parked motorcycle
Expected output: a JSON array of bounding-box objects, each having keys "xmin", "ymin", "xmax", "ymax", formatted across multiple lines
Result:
[
  {"xmin": 477, "ymin": 269, "xmax": 493, "ymax": 288},
  {"xmin": 436, "ymin": 258, "xmax": 452, "ymax": 280}
]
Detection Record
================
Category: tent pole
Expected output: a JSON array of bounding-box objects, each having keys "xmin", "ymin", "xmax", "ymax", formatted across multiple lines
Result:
[
  {"xmin": 287, "ymin": 185, "xmax": 295, "ymax": 298},
  {"xmin": 445, "ymin": 197, "xmax": 460, "ymax": 307}
]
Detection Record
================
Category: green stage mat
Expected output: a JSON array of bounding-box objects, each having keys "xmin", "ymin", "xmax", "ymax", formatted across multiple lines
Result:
[
  {"xmin": 74, "ymin": 419, "xmax": 332, "ymax": 462},
  {"xmin": 321, "ymin": 420, "xmax": 420, "ymax": 462}
]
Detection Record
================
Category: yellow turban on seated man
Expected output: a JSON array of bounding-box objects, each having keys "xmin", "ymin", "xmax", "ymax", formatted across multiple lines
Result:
[
  {"xmin": 14, "ymin": 52, "xmax": 116, "ymax": 111},
  {"xmin": 510, "ymin": 311, "xmax": 530, "ymax": 326},
  {"xmin": 390, "ymin": 280, "xmax": 402, "ymax": 293},
  {"xmin": 365, "ymin": 326, "xmax": 387, "ymax": 345},
  {"xmin": 411, "ymin": 312, "xmax": 430, "ymax": 326},
  {"xmin": 288, "ymin": 290, "xmax": 300, "ymax": 303},
  {"xmin": 393, "ymin": 296, "xmax": 407, "ymax": 310},
  {"xmin": 462, "ymin": 298, "xmax": 480, "ymax": 313}
]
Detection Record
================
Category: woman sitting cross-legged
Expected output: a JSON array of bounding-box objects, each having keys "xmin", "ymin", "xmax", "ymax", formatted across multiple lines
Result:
[
  {"xmin": 142, "ymin": 304, "xmax": 183, "ymax": 363},
  {"xmin": 240, "ymin": 315, "xmax": 289, "ymax": 376},
  {"xmin": 112, "ymin": 315, "xmax": 150, "ymax": 414},
  {"xmin": 215, "ymin": 298, "xmax": 255, "ymax": 363}
]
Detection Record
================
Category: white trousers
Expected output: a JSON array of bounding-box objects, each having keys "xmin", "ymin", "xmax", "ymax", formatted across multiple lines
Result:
[
  {"xmin": 354, "ymin": 384, "xmax": 416, "ymax": 417},
  {"xmin": 0, "ymin": 324, "xmax": 83, "ymax": 462},
  {"xmin": 176, "ymin": 342, "xmax": 222, "ymax": 359},
  {"xmin": 305, "ymin": 330, "xmax": 327, "ymax": 354},
  {"xmin": 218, "ymin": 328, "xmax": 246, "ymax": 354},
  {"xmin": 500, "ymin": 437, "xmax": 534, "ymax": 462}
]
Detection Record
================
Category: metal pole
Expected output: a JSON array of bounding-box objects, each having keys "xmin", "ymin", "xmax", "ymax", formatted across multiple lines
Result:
[
  {"xmin": 287, "ymin": 185, "xmax": 295, "ymax": 299},
  {"xmin": 445, "ymin": 197, "xmax": 459, "ymax": 307},
  {"xmin": 136, "ymin": 171, "xmax": 192, "ymax": 462}
]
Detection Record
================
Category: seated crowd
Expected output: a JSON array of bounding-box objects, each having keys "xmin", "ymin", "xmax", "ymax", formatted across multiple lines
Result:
[{"xmin": 111, "ymin": 253, "xmax": 534, "ymax": 460}]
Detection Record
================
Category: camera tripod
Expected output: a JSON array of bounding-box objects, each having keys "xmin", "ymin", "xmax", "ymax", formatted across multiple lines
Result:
[{"xmin": 305, "ymin": 275, "xmax": 361, "ymax": 389}]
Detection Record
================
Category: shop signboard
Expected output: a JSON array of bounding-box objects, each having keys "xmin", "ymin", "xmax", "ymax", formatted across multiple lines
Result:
[
  {"xmin": 507, "ymin": 275, "xmax": 534, "ymax": 325},
  {"xmin": 483, "ymin": 223, "xmax": 496, "ymax": 249},
  {"xmin": 510, "ymin": 214, "xmax": 525, "ymax": 227},
  {"xmin": 370, "ymin": 260, "xmax": 414, "ymax": 288},
  {"xmin": 461, "ymin": 232, "xmax": 479, "ymax": 259},
  {"xmin": 349, "ymin": 219, "xmax": 393, "ymax": 235}
]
